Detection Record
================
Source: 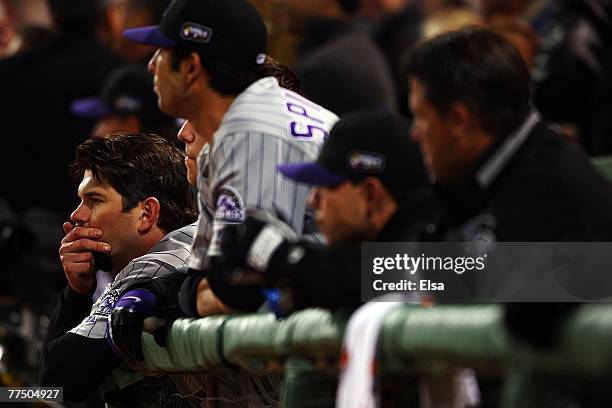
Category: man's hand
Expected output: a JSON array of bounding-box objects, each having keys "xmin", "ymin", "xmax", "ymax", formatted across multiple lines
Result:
[
  {"xmin": 59, "ymin": 222, "xmax": 111, "ymax": 294},
  {"xmin": 196, "ymin": 278, "xmax": 234, "ymax": 316},
  {"xmin": 107, "ymin": 289, "xmax": 156, "ymax": 361}
]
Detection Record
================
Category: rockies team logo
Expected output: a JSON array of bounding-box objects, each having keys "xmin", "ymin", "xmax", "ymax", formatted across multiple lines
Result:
[{"xmin": 214, "ymin": 186, "xmax": 245, "ymax": 224}]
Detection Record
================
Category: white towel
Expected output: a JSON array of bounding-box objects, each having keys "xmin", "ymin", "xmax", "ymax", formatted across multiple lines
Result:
[{"xmin": 336, "ymin": 295, "xmax": 407, "ymax": 408}]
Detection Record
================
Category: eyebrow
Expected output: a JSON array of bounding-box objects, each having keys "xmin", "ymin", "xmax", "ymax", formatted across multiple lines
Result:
[{"xmin": 82, "ymin": 190, "xmax": 106, "ymax": 199}]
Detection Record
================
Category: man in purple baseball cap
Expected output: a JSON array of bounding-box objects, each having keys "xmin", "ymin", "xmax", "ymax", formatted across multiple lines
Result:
[
  {"xmin": 122, "ymin": 0, "xmax": 338, "ymax": 319},
  {"xmin": 278, "ymin": 110, "xmax": 434, "ymax": 245},
  {"xmin": 71, "ymin": 64, "xmax": 177, "ymax": 140}
]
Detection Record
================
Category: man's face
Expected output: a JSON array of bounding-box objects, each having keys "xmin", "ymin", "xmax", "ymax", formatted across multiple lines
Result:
[
  {"xmin": 308, "ymin": 181, "xmax": 372, "ymax": 245},
  {"xmin": 409, "ymin": 78, "xmax": 459, "ymax": 184},
  {"xmin": 148, "ymin": 47, "xmax": 185, "ymax": 117},
  {"xmin": 177, "ymin": 120, "xmax": 206, "ymax": 186},
  {"xmin": 70, "ymin": 170, "xmax": 143, "ymax": 272}
]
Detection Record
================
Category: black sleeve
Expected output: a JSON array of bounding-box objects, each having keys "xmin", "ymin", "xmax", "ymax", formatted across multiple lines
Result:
[
  {"xmin": 41, "ymin": 285, "xmax": 94, "ymax": 350},
  {"xmin": 39, "ymin": 286, "xmax": 123, "ymax": 402},
  {"xmin": 281, "ymin": 243, "xmax": 362, "ymax": 311}
]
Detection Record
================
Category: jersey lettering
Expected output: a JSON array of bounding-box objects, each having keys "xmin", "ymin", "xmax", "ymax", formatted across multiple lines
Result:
[{"xmin": 289, "ymin": 121, "xmax": 330, "ymax": 140}]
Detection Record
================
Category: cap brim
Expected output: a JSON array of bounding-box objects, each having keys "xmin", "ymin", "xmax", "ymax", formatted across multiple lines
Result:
[
  {"xmin": 123, "ymin": 25, "xmax": 177, "ymax": 46},
  {"xmin": 278, "ymin": 162, "xmax": 346, "ymax": 186},
  {"xmin": 71, "ymin": 97, "xmax": 111, "ymax": 118}
]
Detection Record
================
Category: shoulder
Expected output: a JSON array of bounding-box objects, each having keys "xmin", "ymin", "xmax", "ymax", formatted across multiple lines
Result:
[
  {"xmin": 111, "ymin": 223, "xmax": 196, "ymax": 288},
  {"xmin": 214, "ymin": 77, "xmax": 338, "ymax": 142},
  {"xmin": 207, "ymin": 78, "xmax": 338, "ymax": 164}
]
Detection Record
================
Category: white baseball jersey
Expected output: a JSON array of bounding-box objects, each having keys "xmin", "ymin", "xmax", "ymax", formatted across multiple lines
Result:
[
  {"xmin": 188, "ymin": 76, "xmax": 338, "ymax": 270},
  {"xmin": 70, "ymin": 223, "xmax": 196, "ymax": 339}
]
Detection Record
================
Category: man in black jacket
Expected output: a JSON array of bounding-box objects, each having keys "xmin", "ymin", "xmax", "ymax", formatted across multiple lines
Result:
[
  {"xmin": 405, "ymin": 27, "xmax": 612, "ymax": 255},
  {"xmin": 39, "ymin": 133, "xmax": 196, "ymax": 403},
  {"xmin": 404, "ymin": 27, "xmax": 612, "ymax": 347},
  {"xmin": 206, "ymin": 110, "xmax": 438, "ymax": 312}
]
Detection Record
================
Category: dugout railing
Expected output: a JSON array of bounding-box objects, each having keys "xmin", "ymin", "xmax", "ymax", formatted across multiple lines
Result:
[{"xmin": 101, "ymin": 304, "xmax": 612, "ymax": 407}]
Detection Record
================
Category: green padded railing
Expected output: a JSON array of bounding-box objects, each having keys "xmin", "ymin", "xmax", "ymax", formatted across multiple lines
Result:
[
  {"xmin": 137, "ymin": 304, "xmax": 612, "ymax": 377},
  {"xmin": 138, "ymin": 305, "xmax": 507, "ymax": 375},
  {"xmin": 119, "ymin": 304, "xmax": 612, "ymax": 407}
]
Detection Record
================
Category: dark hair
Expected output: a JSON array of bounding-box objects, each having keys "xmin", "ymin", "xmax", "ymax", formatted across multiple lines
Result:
[
  {"xmin": 404, "ymin": 27, "xmax": 531, "ymax": 137},
  {"xmin": 71, "ymin": 133, "xmax": 197, "ymax": 232},
  {"xmin": 170, "ymin": 47, "xmax": 303, "ymax": 96}
]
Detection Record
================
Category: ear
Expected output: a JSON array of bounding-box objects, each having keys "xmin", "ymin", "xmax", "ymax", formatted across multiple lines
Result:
[
  {"xmin": 138, "ymin": 197, "xmax": 161, "ymax": 234},
  {"xmin": 183, "ymin": 51, "xmax": 203, "ymax": 89},
  {"xmin": 448, "ymin": 101, "xmax": 472, "ymax": 137},
  {"xmin": 361, "ymin": 177, "xmax": 385, "ymax": 216}
]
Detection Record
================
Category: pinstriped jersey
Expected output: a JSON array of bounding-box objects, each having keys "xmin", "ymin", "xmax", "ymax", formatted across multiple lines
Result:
[
  {"xmin": 188, "ymin": 76, "xmax": 338, "ymax": 270},
  {"xmin": 70, "ymin": 223, "xmax": 196, "ymax": 339}
]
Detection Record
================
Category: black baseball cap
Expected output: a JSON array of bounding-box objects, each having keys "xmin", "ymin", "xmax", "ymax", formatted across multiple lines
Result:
[
  {"xmin": 123, "ymin": 0, "xmax": 267, "ymax": 67},
  {"xmin": 71, "ymin": 65, "xmax": 173, "ymax": 127},
  {"xmin": 278, "ymin": 111, "xmax": 428, "ymax": 196}
]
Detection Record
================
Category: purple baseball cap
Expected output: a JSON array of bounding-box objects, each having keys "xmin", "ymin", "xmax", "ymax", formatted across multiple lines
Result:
[
  {"xmin": 123, "ymin": 25, "xmax": 177, "ymax": 47},
  {"xmin": 278, "ymin": 162, "xmax": 346, "ymax": 186},
  {"xmin": 71, "ymin": 97, "xmax": 111, "ymax": 118},
  {"xmin": 123, "ymin": 0, "xmax": 267, "ymax": 67}
]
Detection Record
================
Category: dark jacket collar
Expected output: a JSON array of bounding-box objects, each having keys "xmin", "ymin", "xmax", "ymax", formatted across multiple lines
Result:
[{"xmin": 436, "ymin": 108, "xmax": 541, "ymax": 221}]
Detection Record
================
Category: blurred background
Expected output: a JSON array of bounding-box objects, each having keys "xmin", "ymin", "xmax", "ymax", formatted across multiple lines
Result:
[{"xmin": 1, "ymin": 0, "xmax": 611, "ymax": 404}]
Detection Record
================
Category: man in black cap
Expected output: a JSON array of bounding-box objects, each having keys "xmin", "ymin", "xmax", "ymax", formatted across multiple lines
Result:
[
  {"xmin": 122, "ymin": 0, "xmax": 338, "ymax": 317},
  {"xmin": 71, "ymin": 64, "xmax": 177, "ymax": 141},
  {"xmin": 206, "ymin": 110, "xmax": 438, "ymax": 312}
]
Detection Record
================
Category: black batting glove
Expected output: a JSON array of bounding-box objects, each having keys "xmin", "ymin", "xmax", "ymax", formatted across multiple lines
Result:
[
  {"xmin": 206, "ymin": 209, "xmax": 304, "ymax": 311},
  {"xmin": 220, "ymin": 208, "xmax": 300, "ymax": 278}
]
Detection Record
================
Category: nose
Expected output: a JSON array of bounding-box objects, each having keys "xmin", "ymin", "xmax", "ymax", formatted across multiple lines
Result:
[
  {"xmin": 307, "ymin": 188, "xmax": 321, "ymax": 210},
  {"xmin": 148, "ymin": 49, "xmax": 161, "ymax": 74},
  {"xmin": 177, "ymin": 120, "xmax": 194, "ymax": 143},
  {"xmin": 70, "ymin": 202, "xmax": 90, "ymax": 227}
]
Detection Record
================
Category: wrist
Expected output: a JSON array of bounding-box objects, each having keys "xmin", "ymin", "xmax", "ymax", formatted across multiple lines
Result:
[{"xmin": 245, "ymin": 224, "xmax": 290, "ymax": 274}]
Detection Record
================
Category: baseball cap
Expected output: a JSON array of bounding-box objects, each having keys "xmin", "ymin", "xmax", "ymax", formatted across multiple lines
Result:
[
  {"xmin": 71, "ymin": 65, "xmax": 172, "ymax": 127},
  {"xmin": 123, "ymin": 0, "xmax": 267, "ymax": 67},
  {"xmin": 278, "ymin": 111, "xmax": 428, "ymax": 196}
]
